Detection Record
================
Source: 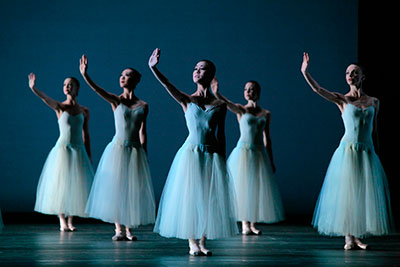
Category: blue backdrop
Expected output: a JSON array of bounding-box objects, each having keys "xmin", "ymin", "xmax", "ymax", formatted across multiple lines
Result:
[{"xmin": 0, "ymin": 0, "xmax": 358, "ymax": 216}]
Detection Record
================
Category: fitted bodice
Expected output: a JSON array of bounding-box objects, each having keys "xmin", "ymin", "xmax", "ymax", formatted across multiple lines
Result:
[
  {"xmin": 114, "ymin": 104, "xmax": 145, "ymax": 145},
  {"xmin": 184, "ymin": 103, "xmax": 224, "ymax": 148},
  {"xmin": 57, "ymin": 112, "xmax": 84, "ymax": 145},
  {"xmin": 340, "ymin": 104, "xmax": 375, "ymax": 147},
  {"xmin": 238, "ymin": 113, "xmax": 266, "ymax": 147}
]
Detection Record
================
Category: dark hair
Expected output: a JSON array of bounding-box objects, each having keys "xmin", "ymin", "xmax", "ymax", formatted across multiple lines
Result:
[
  {"xmin": 68, "ymin": 77, "xmax": 80, "ymax": 89},
  {"xmin": 127, "ymin": 68, "xmax": 142, "ymax": 85},
  {"xmin": 247, "ymin": 80, "xmax": 261, "ymax": 99},
  {"xmin": 348, "ymin": 63, "xmax": 366, "ymax": 76},
  {"xmin": 199, "ymin": 59, "xmax": 216, "ymax": 78}
]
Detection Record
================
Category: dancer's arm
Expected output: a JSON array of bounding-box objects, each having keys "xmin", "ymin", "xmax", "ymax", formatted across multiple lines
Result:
[
  {"xmin": 301, "ymin": 52, "xmax": 346, "ymax": 111},
  {"xmin": 139, "ymin": 104, "xmax": 149, "ymax": 153},
  {"xmin": 82, "ymin": 107, "xmax": 92, "ymax": 161},
  {"xmin": 216, "ymin": 105, "xmax": 227, "ymax": 159},
  {"xmin": 28, "ymin": 73, "xmax": 62, "ymax": 115},
  {"xmin": 263, "ymin": 111, "xmax": 276, "ymax": 173},
  {"xmin": 79, "ymin": 55, "xmax": 120, "ymax": 110},
  {"xmin": 148, "ymin": 48, "xmax": 191, "ymax": 112},
  {"xmin": 372, "ymin": 98, "xmax": 380, "ymax": 154},
  {"xmin": 211, "ymin": 78, "xmax": 245, "ymax": 116}
]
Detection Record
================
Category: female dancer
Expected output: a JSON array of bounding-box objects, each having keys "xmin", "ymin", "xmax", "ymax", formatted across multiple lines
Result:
[
  {"xmin": 149, "ymin": 48, "xmax": 237, "ymax": 256},
  {"xmin": 80, "ymin": 55, "xmax": 155, "ymax": 241},
  {"xmin": 28, "ymin": 73, "xmax": 94, "ymax": 231},
  {"xmin": 301, "ymin": 52, "xmax": 394, "ymax": 249},
  {"xmin": 212, "ymin": 79, "xmax": 285, "ymax": 235}
]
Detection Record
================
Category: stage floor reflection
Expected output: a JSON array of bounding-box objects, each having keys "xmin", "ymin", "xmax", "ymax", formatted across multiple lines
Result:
[{"xmin": 0, "ymin": 223, "xmax": 399, "ymax": 266}]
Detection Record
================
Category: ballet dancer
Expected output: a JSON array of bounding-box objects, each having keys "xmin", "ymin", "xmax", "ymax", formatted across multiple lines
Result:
[
  {"xmin": 80, "ymin": 55, "xmax": 155, "ymax": 241},
  {"xmin": 149, "ymin": 48, "xmax": 238, "ymax": 256},
  {"xmin": 301, "ymin": 52, "xmax": 394, "ymax": 250},
  {"xmin": 28, "ymin": 73, "xmax": 94, "ymax": 232}
]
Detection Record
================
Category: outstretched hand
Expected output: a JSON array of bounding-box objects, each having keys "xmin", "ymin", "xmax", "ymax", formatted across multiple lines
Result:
[
  {"xmin": 301, "ymin": 52, "xmax": 309, "ymax": 74},
  {"xmin": 211, "ymin": 77, "xmax": 219, "ymax": 95},
  {"xmin": 148, "ymin": 48, "xmax": 160, "ymax": 68},
  {"xmin": 28, "ymin": 73, "xmax": 36, "ymax": 89},
  {"xmin": 80, "ymin": 55, "xmax": 88, "ymax": 75}
]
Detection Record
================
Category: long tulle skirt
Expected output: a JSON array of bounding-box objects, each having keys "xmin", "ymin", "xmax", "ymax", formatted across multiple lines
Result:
[
  {"xmin": 34, "ymin": 142, "xmax": 94, "ymax": 217},
  {"xmin": 312, "ymin": 141, "xmax": 394, "ymax": 237},
  {"xmin": 154, "ymin": 142, "xmax": 238, "ymax": 240},
  {"xmin": 85, "ymin": 138, "xmax": 155, "ymax": 228},
  {"xmin": 227, "ymin": 142, "xmax": 285, "ymax": 223}
]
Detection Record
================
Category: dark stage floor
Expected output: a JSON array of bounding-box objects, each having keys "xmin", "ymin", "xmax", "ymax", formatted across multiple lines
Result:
[{"xmin": 0, "ymin": 222, "xmax": 399, "ymax": 266}]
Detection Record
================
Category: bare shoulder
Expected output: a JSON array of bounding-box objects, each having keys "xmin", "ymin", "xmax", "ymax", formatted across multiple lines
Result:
[
  {"xmin": 263, "ymin": 108, "xmax": 271, "ymax": 115},
  {"xmin": 213, "ymin": 98, "xmax": 227, "ymax": 107},
  {"xmin": 371, "ymin": 96, "xmax": 379, "ymax": 106},
  {"xmin": 334, "ymin": 92, "xmax": 348, "ymax": 102},
  {"xmin": 140, "ymin": 100, "xmax": 149, "ymax": 112},
  {"xmin": 261, "ymin": 109, "xmax": 271, "ymax": 121},
  {"xmin": 137, "ymin": 99, "xmax": 148, "ymax": 107},
  {"xmin": 80, "ymin": 105, "xmax": 90, "ymax": 117}
]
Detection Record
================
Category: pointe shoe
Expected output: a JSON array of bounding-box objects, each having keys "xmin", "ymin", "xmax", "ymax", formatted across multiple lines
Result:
[
  {"xmin": 242, "ymin": 229, "xmax": 251, "ymax": 235},
  {"xmin": 68, "ymin": 224, "xmax": 76, "ymax": 232},
  {"xmin": 354, "ymin": 238, "xmax": 368, "ymax": 250},
  {"xmin": 112, "ymin": 230, "xmax": 126, "ymax": 241},
  {"xmin": 199, "ymin": 238, "xmax": 212, "ymax": 256},
  {"xmin": 126, "ymin": 233, "xmax": 137, "ymax": 241},
  {"xmin": 189, "ymin": 243, "xmax": 201, "ymax": 256},
  {"xmin": 250, "ymin": 227, "xmax": 262, "ymax": 235},
  {"xmin": 60, "ymin": 227, "xmax": 71, "ymax": 232},
  {"xmin": 344, "ymin": 236, "xmax": 354, "ymax": 250},
  {"xmin": 344, "ymin": 242, "xmax": 354, "ymax": 250},
  {"xmin": 242, "ymin": 223, "xmax": 251, "ymax": 235},
  {"xmin": 199, "ymin": 245, "xmax": 212, "ymax": 256}
]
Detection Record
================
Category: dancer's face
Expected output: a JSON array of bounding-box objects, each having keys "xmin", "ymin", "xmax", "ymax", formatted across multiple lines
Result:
[
  {"xmin": 193, "ymin": 61, "xmax": 213, "ymax": 84},
  {"xmin": 63, "ymin": 78, "xmax": 79, "ymax": 97},
  {"xmin": 120, "ymin": 69, "xmax": 136, "ymax": 89},
  {"xmin": 244, "ymin": 82, "xmax": 259, "ymax": 101},
  {"xmin": 345, "ymin": 64, "xmax": 364, "ymax": 86}
]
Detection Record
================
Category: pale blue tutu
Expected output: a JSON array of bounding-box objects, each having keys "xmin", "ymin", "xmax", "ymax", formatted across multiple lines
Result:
[
  {"xmin": 154, "ymin": 103, "xmax": 238, "ymax": 239},
  {"xmin": 85, "ymin": 139, "xmax": 155, "ymax": 227},
  {"xmin": 228, "ymin": 142, "xmax": 285, "ymax": 223},
  {"xmin": 34, "ymin": 112, "xmax": 94, "ymax": 217},
  {"xmin": 85, "ymin": 104, "xmax": 155, "ymax": 228},
  {"xmin": 312, "ymin": 104, "xmax": 394, "ymax": 237},
  {"xmin": 228, "ymin": 113, "xmax": 284, "ymax": 223},
  {"xmin": 154, "ymin": 142, "xmax": 238, "ymax": 239}
]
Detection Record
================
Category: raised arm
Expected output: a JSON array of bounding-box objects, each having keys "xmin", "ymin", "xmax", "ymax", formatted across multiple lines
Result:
[
  {"xmin": 211, "ymin": 78, "xmax": 245, "ymax": 116},
  {"xmin": 263, "ymin": 111, "xmax": 276, "ymax": 173},
  {"xmin": 148, "ymin": 48, "xmax": 191, "ymax": 111},
  {"xmin": 79, "ymin": 55, "xmax": 120, "ymax": 109},
  {"xmin": 28, "ymin": 73, "xmax": 62, "ymax": 115},
  {"xmin": 301, "ymin": 52, "xmax": 346, "ymax": 110},
  {"xmin": 139, "ymin": 104, "xmax": 149, "ymax": 153}
]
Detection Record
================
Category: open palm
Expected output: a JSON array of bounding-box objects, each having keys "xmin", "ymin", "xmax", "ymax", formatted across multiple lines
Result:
[
  {"xmin": 80, "ymin": 55, "xmax": 88, "ymax": 75},
  {"xmin": 148, "ymin": 48, "xmax": 160, "ymax": 68}
]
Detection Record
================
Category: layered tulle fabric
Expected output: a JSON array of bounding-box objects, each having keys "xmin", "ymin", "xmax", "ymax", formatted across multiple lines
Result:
[
  {"xmin": 312, "ymin": 104, "xmax": 394, "ymax": 237},
  {"xmin": 85, "ymin": 139, "xmax": 155, "ymax": 228},
  {"xmin": 154, "ymin": 142, "xmax": 238, "ymax": 240},
  {"xmin": 34, "ymin": 141, "xmax": 94, "ymax": 217},
  {"xmin": 312, "ymin": 141, "xmax": 394, "ymax": 237},
  {"xmin": 228, "ymin": 142, "xmax": 285, "ymax": 223}
]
